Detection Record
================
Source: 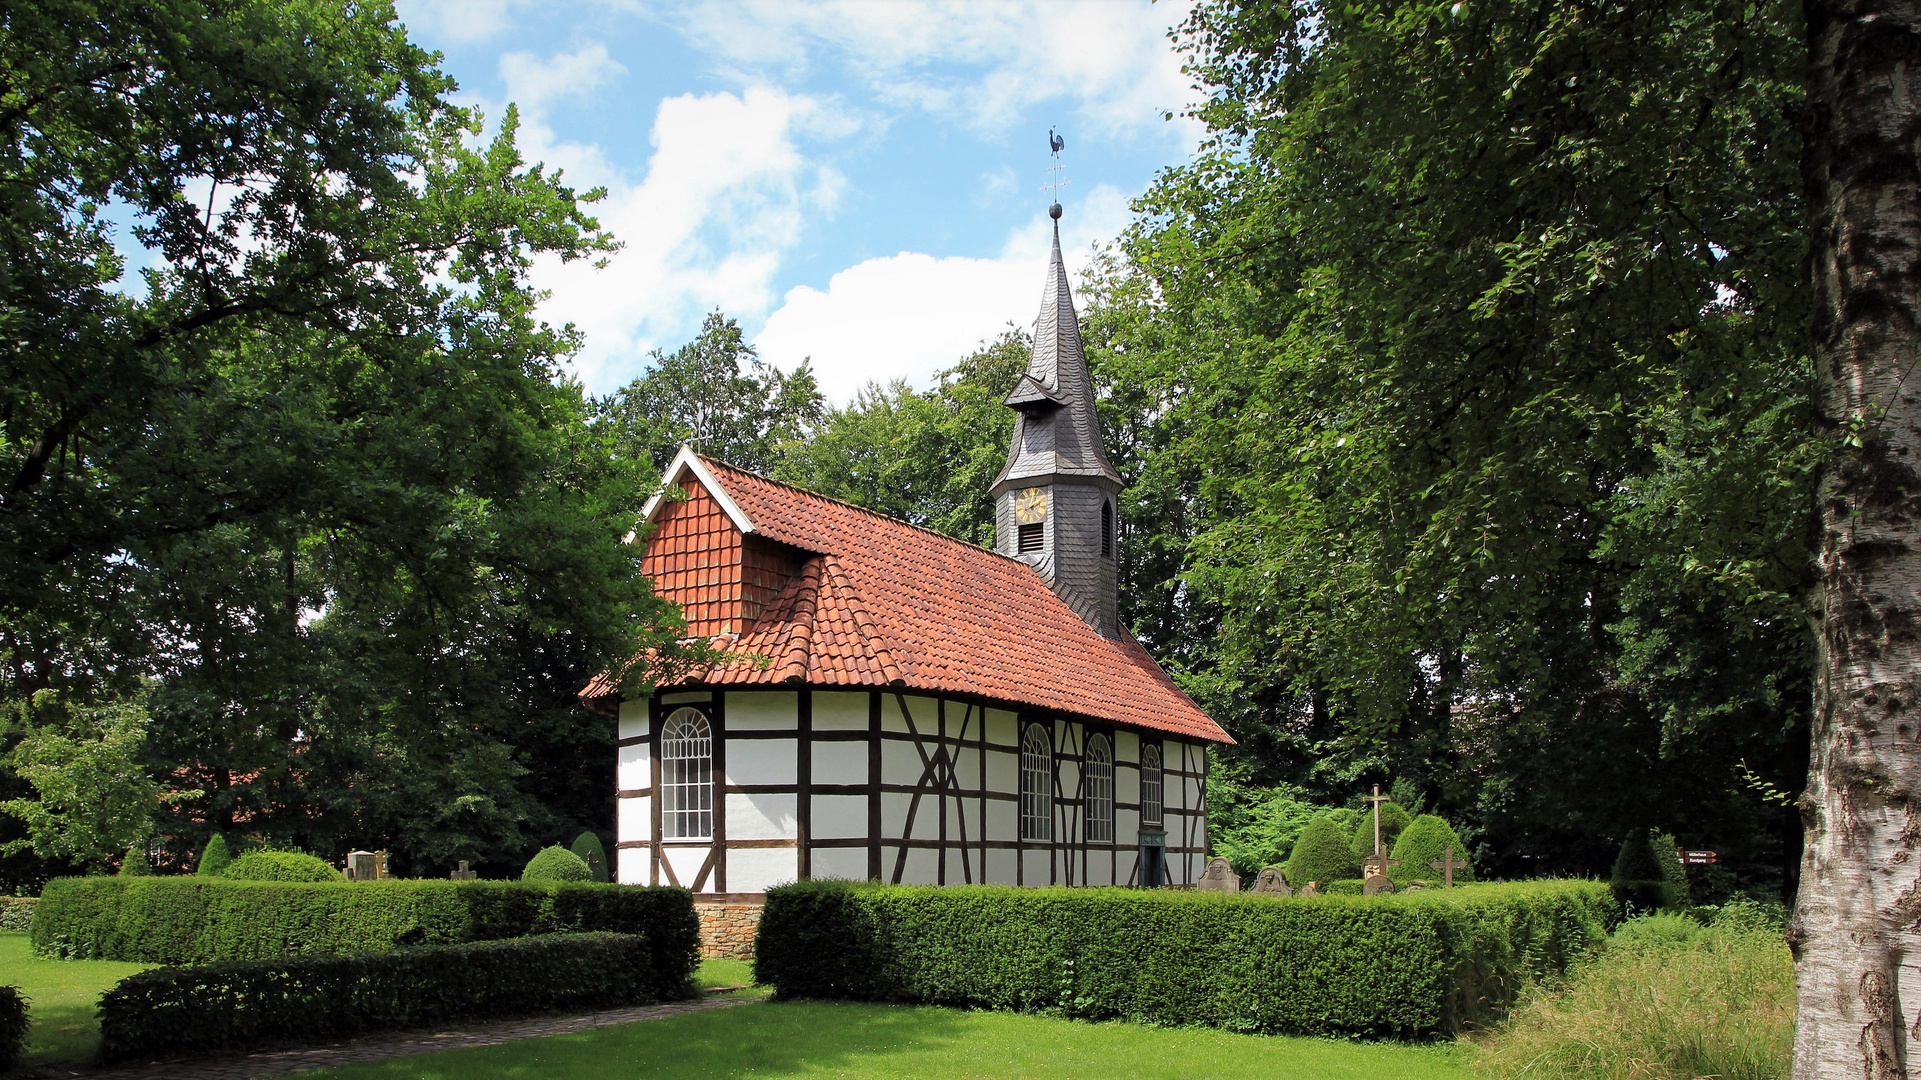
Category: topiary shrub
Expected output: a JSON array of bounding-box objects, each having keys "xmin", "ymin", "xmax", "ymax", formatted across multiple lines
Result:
[
  {"xmin": 222, "ymin": 851, "xmax": 343, "ymax": 883},
  {"xmin": 1284, "ymin": 815, "xmax": 1360, "ymax": 889},
  {"xmin": 523, "ymin": 846, "xmax": 591, "ymax": 882},
  {"xmin": 1650, "ymin": 831, "xmax": 1692, "ymax": 907},
  {"xmin": 1349, "ymin": 801, "xmax": 1413, "ymax": 863},
  {"xmin": 570, "ymin": 832, "xmax": 609, "ymax": 883},
  {"xmin": 196, "ymin": 835, "xmax": 232, "ymax": 877},
  {"xmin": 1611, "ymin": 829, "xmax": 1672, "ymax": 912},
  {"xmin": 1389, "ymin": 815, "xmax": 1475, "ymax": 886},
  {"xmin": 0, "ymin": 985, "xmax": 26, "ymax": 1072},
  {"xmin": 119, "ymin": 843, "xmax": 153, "ymax": 877}
]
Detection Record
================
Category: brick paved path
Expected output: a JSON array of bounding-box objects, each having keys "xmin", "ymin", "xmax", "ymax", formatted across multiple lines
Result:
[{"xmin": 69, "ymin": 995, "xmax": 754, "ymax": 1080}]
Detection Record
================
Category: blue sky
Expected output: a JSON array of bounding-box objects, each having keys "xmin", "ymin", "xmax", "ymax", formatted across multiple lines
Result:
[{"xmin": 390, "ymin": 0, "xmax": 1203, "ymax": 403}]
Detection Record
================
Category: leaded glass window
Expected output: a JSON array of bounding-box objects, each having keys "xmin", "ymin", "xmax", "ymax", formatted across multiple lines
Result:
[
  {"xmin": 1140, "ymin": 743, "xmax": 1163, "ymax": 827},
  {"xmin": 662, "ymin": 707, "xmax": 714, "ymax": 840},
  {"xmin": 1020, "ymin": 723, "xmax": 1053, "ymax": 842},
  {"xmin": 1085, "ymin": 734, "xmax": 1114, "ymax": 842}
]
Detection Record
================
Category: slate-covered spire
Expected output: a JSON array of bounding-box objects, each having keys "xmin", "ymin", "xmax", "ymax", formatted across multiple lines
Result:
[{"xmin": 991, "ymin": 205, "xmax": 1124, "ymax": 638}]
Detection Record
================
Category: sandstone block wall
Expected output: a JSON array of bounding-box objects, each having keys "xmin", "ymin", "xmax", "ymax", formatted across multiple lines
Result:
[{"xmin": 695, "ymin": 899, "xmax": 762, "ymax": 960}]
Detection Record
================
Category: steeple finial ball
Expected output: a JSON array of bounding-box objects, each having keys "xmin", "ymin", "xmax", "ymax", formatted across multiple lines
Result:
[{"xmin": 1049, "ymin": 201, "xmax": 1062, "ymax": 220}]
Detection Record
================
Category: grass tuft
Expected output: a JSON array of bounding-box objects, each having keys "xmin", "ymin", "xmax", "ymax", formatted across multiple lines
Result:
[{"xmin": 1468, "ymin": 904, "xmax": 1792, "ymax": 1080}]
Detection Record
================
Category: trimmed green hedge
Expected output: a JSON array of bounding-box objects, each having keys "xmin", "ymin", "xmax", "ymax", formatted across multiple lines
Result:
[
  {"xmin": 754, "ymin": 879, "xmax": 1615, "ymax": 1036},
  {"xmin": 221, "ymin": 850, "xmax": 342, "ymax": 882},
  {"xmin": 30, "ymin": 877, "xmax": 700, "ymax": 971},
  {"xmin": 98, "ymin": 931, "xmax": 689, "ymax": 1063},
  {"xmin": 0, "ymin": 985, "xmax": 25, "ymax": 1072}
]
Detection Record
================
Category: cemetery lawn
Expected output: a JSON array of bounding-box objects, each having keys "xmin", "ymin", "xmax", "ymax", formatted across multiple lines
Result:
[
  {"xmin": 303, "ymin": 1000, "xmax": 1474, "ymax": 1080},
  {"xmin": 0, "ymin": 932, "xmax": 152, "ymax": 1067}
]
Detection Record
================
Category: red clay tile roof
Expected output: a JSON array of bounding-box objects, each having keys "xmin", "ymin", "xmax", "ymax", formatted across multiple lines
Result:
[{"xmin": 588, "ymin": 455, "xmax": 1231, "ymax": 744}]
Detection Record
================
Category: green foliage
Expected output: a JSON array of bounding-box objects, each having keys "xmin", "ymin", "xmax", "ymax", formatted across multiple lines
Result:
[
  {"xmin": 1650, "ymin": 832, "xmax": 1692, "ymax": 907},
  {"xmin": 117, "ymin": 844, "xmax": 152, "ymax": 877},
  {"xmin": 1389, "ymin": 815, "xmax": 1474, "ymax": 886},
  {"xmin": 1284, "ymin": 815, "xmax": 1360, "ymax": 889},
  {"xmin": 0, "ymin": 896, "xmax": 34, "ymax": 932},
  {"xmin": 1212, "ymin": 790, "xmax": 1342, "ymax": 876},
  {"xmin": 1472, "ymin": 907, "xmax": 1792, "ymax": 1079},
  {"xmin": 1349, "ymin": 801, "xmax": 1413, "ymax": 863},
  {"xmin": 195, "ymin": 835, "xmax": 231, "ymax": 878},
  {"xmin": 97, "ymin": 932, "xmax": 693, "ymax": 1063},
  {"xmin": 29, "ymin": 876, "xmax": 700, "ymax": 968},
  {"xmin": 570, "ymin": 832, "xmax": 609, "ymax": 883},
  {"xmin": 755, "ymin": 880, "xmax": 1614, "ymax": 1036},
  {"xmin": 220, "ymin": 851, "xmax": 341, "ymax": 883},
  {"xmin": 0, "ymin": 984, "xmax": 25, "ymax": 1073},
  {"xmin": 1612, "ymin": 830, "xmax": 1673, "ymax": 912},
  {"xmin": 0, "ymin": 693, "xmax": 189, "ymax": 871},
  {"xmin": 523, "ymin": 845, "xmax": 592, "ymax": 882}
]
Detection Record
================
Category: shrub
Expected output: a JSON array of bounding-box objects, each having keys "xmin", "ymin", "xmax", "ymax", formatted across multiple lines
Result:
[
  {"xmin": 222, "ymin": 850, "xmax": 342, "ymax": 883},
  {"xmin": 30, "ymin": 877, "xmax": 701, "ymax": 969},
  {"xmin": 1611, "ymin": 830, "xmax": 1672, "ymax": 912},
  {"xmin": 1471, "ymin": 908, "xmax": 1792, "ymax": 1079},
  {"xmin": 118, "ymin": 843, "xmax": 152, "ymax": 877},
  {"xmin": 1212, "ymin": 794, "xmax": 1343, "ymax": 877},
  {"xmin": 1390, "ymin": 815, "xmax": 1475, "ymax": 886},
  {"xmin": 0, "ymin": 897, "xmax": 34, "ymax": 933},
  {"xmin": 1284, "ymin": 815, "xmax": 1360, "ymax": 889},
  {"xmin": 98, "ymin": 931, "xmax": 692, "ymax": 1063},
  {"xmin": 754, "ymin": 879, "xmax": 1615, "ymax": 1037},
  {"xmin": 0, "ymin": 985, "xmax": 25, "ymax": 1073},
  {"xmin": 195, "ymin": 835, "xmax": 232, "ymax": 877},
  {"xmin": 524, "ymin": 845, "xmax": 592, "ymax": 882},
  {"xmin": 1650, "ymin": 832, "xmax": 1692, "ymax": 907},
  {"xmin": 571, "ymin": 832, "xmax": 610, "ymax": 883},
  {"xmin": 1348, "ymin": 801, "xmax": 1412, "ymax": 862}
]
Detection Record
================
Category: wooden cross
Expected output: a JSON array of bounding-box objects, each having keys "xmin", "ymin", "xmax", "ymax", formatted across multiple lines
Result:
[
  {"xmin": 1362, "ymin": 785, "xmax": 1393, "ymax": 859},
  {"xmin": 1431, "ymin": 845, "xmax": 1465, "ymax": 888}
]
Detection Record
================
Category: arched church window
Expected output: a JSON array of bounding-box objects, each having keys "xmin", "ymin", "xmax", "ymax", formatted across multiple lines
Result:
[
  {"xmin": 1101, "ymin": 500, "xmax": 1114, "ymax": 558},
  {"xmin": 1020, "ymin": 723, "xmax": 1053, "ymax": 842},
  {"xmin": 1140, "ymin": 744, "xmax": 1164, "ymax": 827},
  {"xmin": 661, "ymin": 707, "xmax": 714, "ymax": 840},
  {"xmin": 1085, "ymin": 734, "xmax": 1114, "ymax": 842}
]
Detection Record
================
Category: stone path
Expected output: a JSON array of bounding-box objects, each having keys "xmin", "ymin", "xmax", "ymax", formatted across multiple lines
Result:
[{"xmin": 66, "ymin": 995, "xmax": 754, "ymax": 1080}]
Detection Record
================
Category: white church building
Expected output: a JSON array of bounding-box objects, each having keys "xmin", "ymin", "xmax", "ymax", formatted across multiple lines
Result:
[{"xmin": 583, "ymin": 208, "xmax": 1233, "ymax": 897}]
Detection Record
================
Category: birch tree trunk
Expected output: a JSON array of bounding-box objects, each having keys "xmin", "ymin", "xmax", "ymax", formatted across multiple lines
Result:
[{"xmin": 1796, "ymin": 3, "xmax": 1921, "ymax": 1076}]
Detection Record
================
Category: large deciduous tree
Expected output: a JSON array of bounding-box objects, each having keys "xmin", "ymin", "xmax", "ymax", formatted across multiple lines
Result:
[{"xmin": 1793, "ymin": 2, "xmax": 1921, "ymax": 1074}]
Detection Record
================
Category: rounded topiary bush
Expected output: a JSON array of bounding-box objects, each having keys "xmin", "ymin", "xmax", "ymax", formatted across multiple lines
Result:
[
  {"xmin": 522, "ymin": 845, "xmax": 592, "ymax": 882},
  {"xmin": 196, "ymin": 834, "xmax": 232, "ymax": 877},
  {"xmin": 1348, "ymin": 801, "xmax": 1412, "ymax": 863},
  {"xmin": 221, "ymin": 851, "xmax": 343, "ymax": 883},
  {"xmin": 570, "ymin": 831, "xmax": 609, "ymax": 883},
  {"xmin": 1650, "ymin": 831, "xmax": 1692, "ymax": 907},
  {"xmin": 1389, "ymin": 814, "xmax": 1475, "ymax": 886},
  {"xmin": 1284, "ymin": 814, "xmax": 1359, "ymax": 889},
  {"xmin": 118, "ymin": 843, "xmax": 152, "ymax": 877},
  {"xmin": 1611, "ymin": 829, "xmax": 1673, "ymax": 912}
]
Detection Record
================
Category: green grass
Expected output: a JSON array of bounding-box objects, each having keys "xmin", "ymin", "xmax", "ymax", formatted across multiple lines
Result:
[
  {"xmin": 695, "ymin": 957, "xmax": 755, "ymax": 991},
  {"xmin": 0, "ymin": 932, "xmax": 152, "ymax": 1067},
  {"xmin": 303, "ymin": 1000, "xmax": 1473, "ymax": 1080}
]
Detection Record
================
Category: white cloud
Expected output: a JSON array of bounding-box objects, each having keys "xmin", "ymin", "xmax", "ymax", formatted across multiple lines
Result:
[
  {"xmin": 500, "ymin": 43, "xmax": 625, "ymax": 113},
  {"xmin": 395, "ymin": 0, "xmax": 529, "ymax": 44},
  {"xmin": 755, "ymin": 184, "xmax": 1132, "ymax": 403},
  {"xmin": 645, "ymin": 0, "xmax": 1201, "ymax": 144}
]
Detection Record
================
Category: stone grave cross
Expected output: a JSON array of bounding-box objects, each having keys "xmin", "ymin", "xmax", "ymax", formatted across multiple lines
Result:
[
  {"xmin": 1360, "ymin": 786, "xmax": 1400, "ymax": 895},
  {"xmin": 1430, "ymin": 845, "xmax": 1465, "ymax": 888},
  {"xmin": 449, "ymin": 860, "xmax": 477, "ymax": 881}
]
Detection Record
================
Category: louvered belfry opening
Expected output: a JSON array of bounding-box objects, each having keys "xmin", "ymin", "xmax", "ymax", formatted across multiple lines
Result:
[{"xmin": 1017, "ymin": 522, "xmax": 1044, "ymax": 553}]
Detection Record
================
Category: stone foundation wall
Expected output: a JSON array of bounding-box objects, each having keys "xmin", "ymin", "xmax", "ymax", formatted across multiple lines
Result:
[{"xmin": 694, "ymin": 899, "xmax": 763, "ymax": 959}]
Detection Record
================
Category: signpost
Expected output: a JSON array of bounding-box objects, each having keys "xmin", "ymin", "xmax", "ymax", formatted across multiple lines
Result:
[{"xmin": 1682, "ymin": 850, "xmax": 1719, "ymax": 866}]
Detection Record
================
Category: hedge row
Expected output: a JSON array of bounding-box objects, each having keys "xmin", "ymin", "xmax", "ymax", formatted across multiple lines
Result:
[
  {"xmin": 754, "ymin": 879, "xmax": 1615, "ymax": 1036},
  {"xmin": 98, "ymin": 932, "xmax": 685, "ymax": 1063},
  {"xmin": 0, "ymin": 896, "xmax": 33, "ymax": 933},
  {"xmin": 0, "ymin": 985, "xmax": 25, "ymax": 1072},
  {"xmin": 31, "ymin": 877, "xmax": 699, "ymax": 971}
]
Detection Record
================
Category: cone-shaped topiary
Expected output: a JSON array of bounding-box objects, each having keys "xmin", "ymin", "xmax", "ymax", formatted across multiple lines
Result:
[
  {"xmin": 570, "ymin": 831, "xmax": 609, "ymax": 883},
  {"xmin": 221, "ymin": 850, "xmax": 343, "ymax": 882},
  {"xmin": 1284, "ymin": 814, "xmax": 1360, "ymax": 889},
  {"xmin": 1388, "ymin": 814, "xmax": 1474, "ymax": 885},
  {"xmin": 522, "ymin": 845, "xmax": 591, "ymax": 882},
  {"xmin": 118, "ymin": 843, "xmax": 153, "ymax": 876},
  {"xmin": 196, "ymin": 834, "xmax": 232, "ymax": 877},
  {"xmin": 1611, "ymin": 828, "xmax": 1672, "ymax": 912},
  {"xmin": 1348, "ymin": 801, "xmax": 1412, "ymax": 863},
  {"xmin": 1650, "ymin": 831, "xmax": 1692, "ymax": 907}
]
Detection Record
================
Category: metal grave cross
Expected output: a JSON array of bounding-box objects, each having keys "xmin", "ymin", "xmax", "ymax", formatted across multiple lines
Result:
[{"xmin": 1430, "ymin": 845, "xmax": 1466, "ymax": 888}]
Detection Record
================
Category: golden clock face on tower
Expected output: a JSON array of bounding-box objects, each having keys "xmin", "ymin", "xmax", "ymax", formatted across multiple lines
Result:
[{"xmin": 1014, "ymin": 487, "xmax": 1049, "ymax": 525}]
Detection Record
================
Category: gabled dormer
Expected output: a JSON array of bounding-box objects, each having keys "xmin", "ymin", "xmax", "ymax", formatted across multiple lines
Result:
[{"xmin": 641, "ymin": 446, "xmax": 809, "ymax": 637}]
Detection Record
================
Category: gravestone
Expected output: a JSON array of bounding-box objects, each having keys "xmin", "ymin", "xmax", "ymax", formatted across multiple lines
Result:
[
  {"xmin": 345, "ymin": 850, "xmax": 388, "ymax": 882},
  {"xmin": 1250, "ymin": 866, "xmax": 1293, "ymax": 897},
  {"xmin": 1196, "ymin": 856, "xmax": 1240, "ymax": 893},
  {"xmin": 1299, "ymin": 881, "xmax": 1321, "ymax": 896},
  {"xmin": 1402, "ymin": 880, "xmax": 1429, "ymax": 892},
  {"xmin": 1363, "ymin": 872, "xmax": 1396, "ymax": 897},
  {"xmin": 1430, "ymin": 845, "xmax": 1466, "ymax": 888},
  {"xmin": 449, "ymin": 860, "xmax": 477, "ymax": 881}
]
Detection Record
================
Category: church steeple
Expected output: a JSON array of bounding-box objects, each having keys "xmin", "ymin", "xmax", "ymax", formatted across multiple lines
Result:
[{"xmin": 991, "ymin": 204, "xmax": 1124, "ymax": 638}]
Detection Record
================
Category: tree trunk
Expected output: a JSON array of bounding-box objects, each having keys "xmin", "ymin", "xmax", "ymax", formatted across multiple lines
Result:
[{"xmin": 1796, "ymin": 3, "xmax": 1921, "ymax": 1077}]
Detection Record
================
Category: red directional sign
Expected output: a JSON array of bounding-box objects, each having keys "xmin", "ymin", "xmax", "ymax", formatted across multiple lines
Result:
[{"xmin": 1682, "ymin": 850, "xmax": 1719, "ymax": 865}]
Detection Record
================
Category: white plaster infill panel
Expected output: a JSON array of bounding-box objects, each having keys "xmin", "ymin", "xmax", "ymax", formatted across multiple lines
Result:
[
  {"xmin": 618, "ymin": 700, "xmax": 650, "ymax": 742},
  {"xmin": 661, "ymin": 692, "xmax": 712, "ymax": 705},
  {"xmin": 1021, "ymin": 848, "xmax": 1049, "ymax": 885},
  {"xmin": 617, "ymin": 742, "xmax": 651, "ymax": 790},
  {"xmin": 728, "ymin": 792, "xmax": 797, "ymax": 840},
  {"xmin": 727, "ymin": 692, "xmax": 798, "ymax": 729},
  {"xmin": 663, "ymin": 845, "xmax": 708, "ymax": 887},
  {"xmin": 985, "ymin": 749, "xmax": 1018, "ymax": 792},
  {"xmin": 727, "ymin": 739, "xmax": 797, "ymax": 786},
  {"xmin": 983, "ymin": 709, "xmax": 1019, "ymax": 746},
  {"xmin": 881, "ymin": 791, "xmax": 936, "ymax": 841},
  {"xmin": 812, "ymin": 741, "xmax": 867, "ymax": 785},
  {"xmin": 899, "ymin": 847, "xmax": 937, "ymax": 885},
  {"xmin": 985, "ymin": 847, "xmax": 1017, "ymax": 885},
  {"xmin": 809, "ymin": 847, "xmax": 867, "ymax": 882},
  {"xmin": 985, "ymin": 798, "xmax": 1017, "ymax": 841},
  {"xmin": 880, "ymin": 740, "xmax": 925, "ymax": 786},
  {"xmin": 618, "ymin": 794, "xmax": 651, "ymax": 843},
  {"xmin": 810, "ymin": 795, "xmax": 868, "ymax": 839},
  {"xmin": 616, "ymin": 846, "xmax": 648, "ymax": 886},
  {"xmin": 813, "ymin": 692, "xmax": 869, "ymax": 730},
  {"xmin": 727, "ymin": 847, "xmax": 798, "ymax": 894}
]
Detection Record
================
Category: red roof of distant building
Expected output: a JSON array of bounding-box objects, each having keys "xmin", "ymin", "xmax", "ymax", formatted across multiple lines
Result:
[{"xmin": 584, "ymin": 452, "xmax": 1231, "ymax": 744}]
